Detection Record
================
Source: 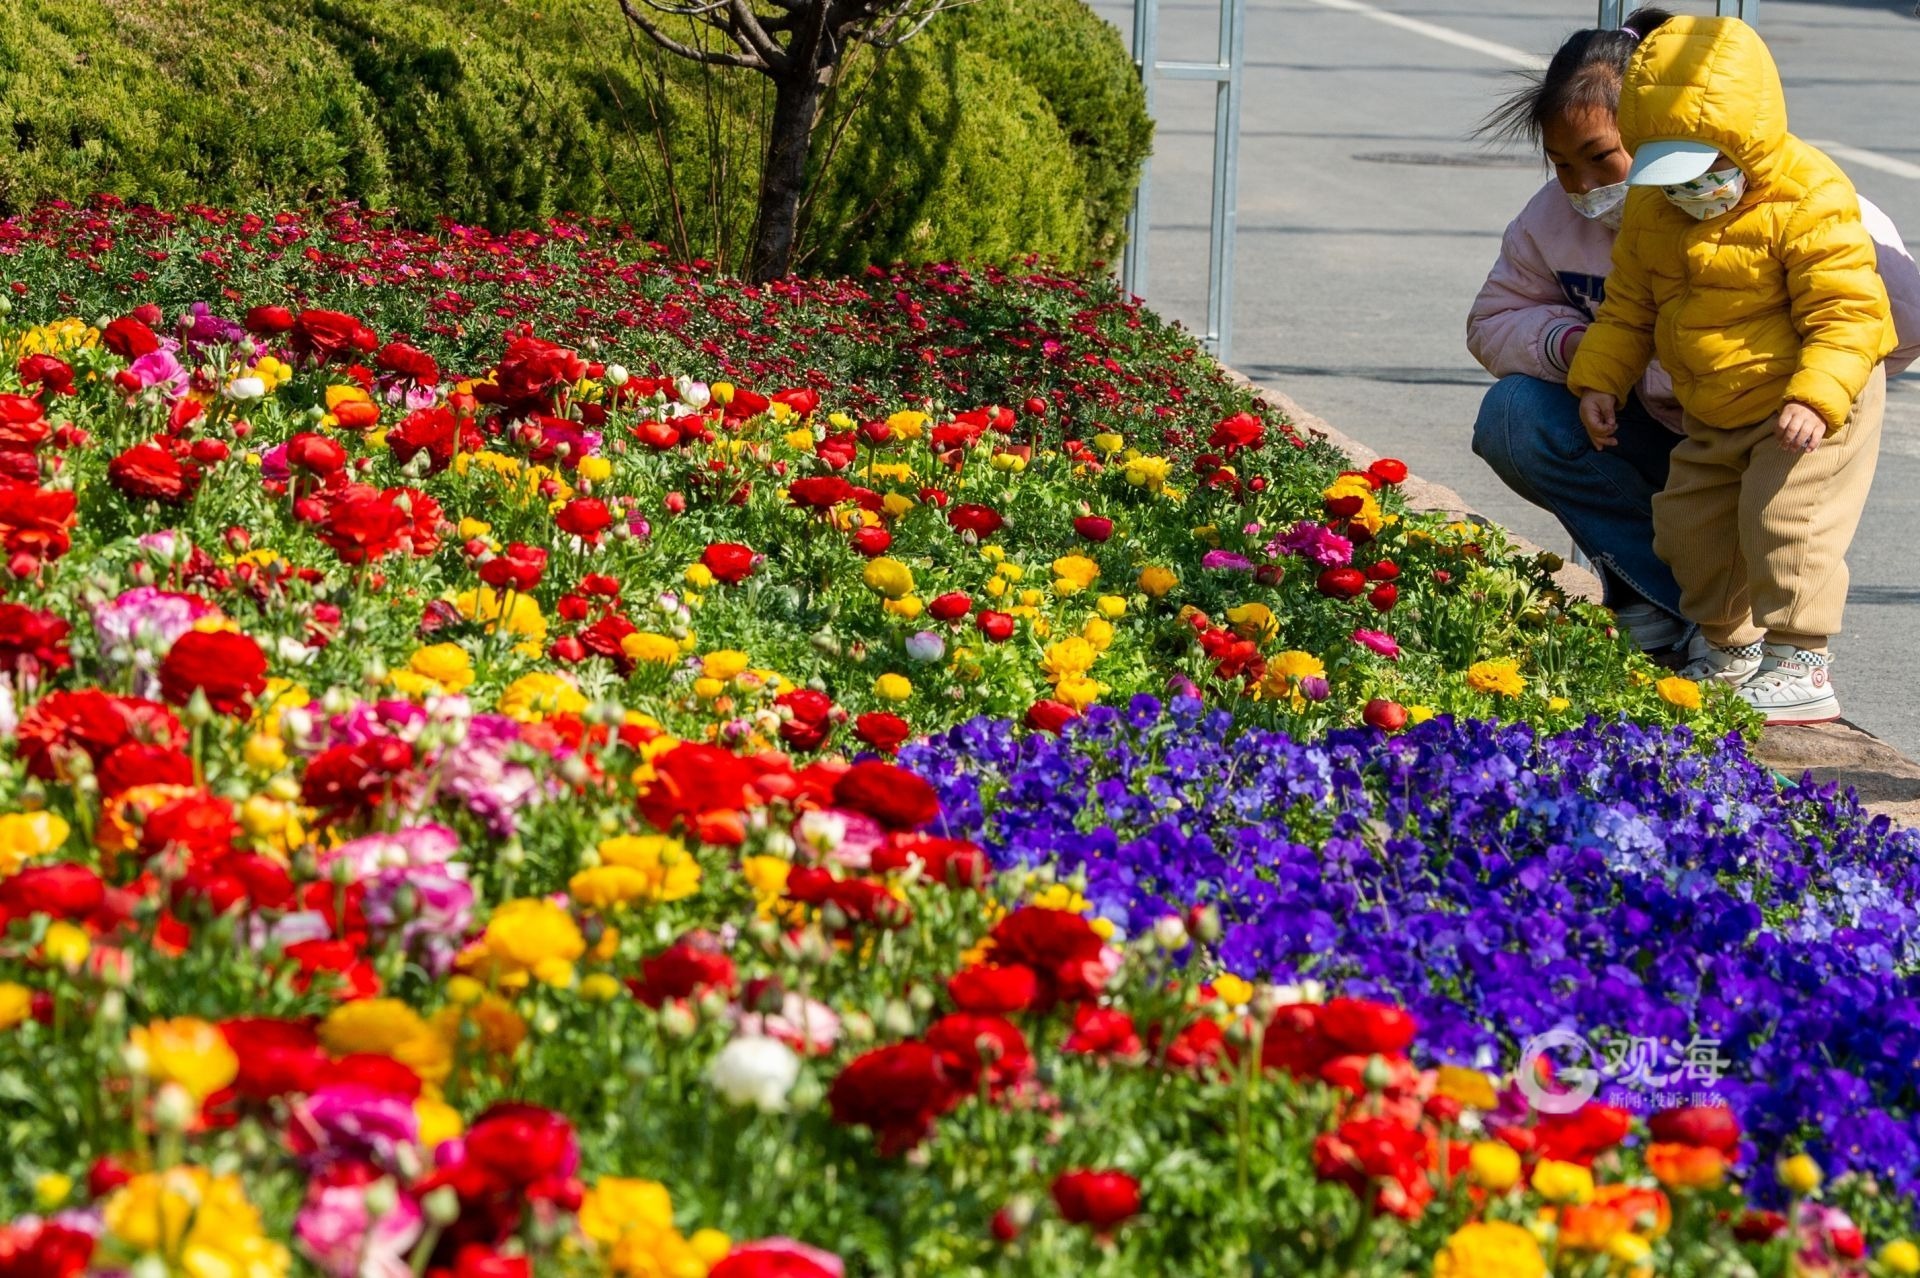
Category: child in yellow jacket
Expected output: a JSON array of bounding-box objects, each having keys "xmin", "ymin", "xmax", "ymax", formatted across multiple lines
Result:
[{"xmin": 1568, "ymin": 15, "xmax": 1895, "ymax": 725}]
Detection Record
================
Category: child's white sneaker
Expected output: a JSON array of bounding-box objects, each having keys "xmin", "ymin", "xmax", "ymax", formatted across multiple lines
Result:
[
  {"xmin": 1677, "ymin": 634, "xmax": 1765, "ymax": 687},
  {"xmin": 1613, "ymin": 601, "xmax": 1689, "ymax": 653},
  {"xmin": 1738, "ymin": 645, "xmax": 1840, "ymax": 726}
]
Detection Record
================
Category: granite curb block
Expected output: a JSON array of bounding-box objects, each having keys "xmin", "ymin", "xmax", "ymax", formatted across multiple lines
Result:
[{"xmin": 1225, "ymin": 368, "xmax": 1920, "ymax": 827}]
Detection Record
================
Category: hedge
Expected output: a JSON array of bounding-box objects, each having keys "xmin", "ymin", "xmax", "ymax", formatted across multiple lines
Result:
[{"xmin": 0, "ymin": 0, "xmax": 1151, "ymax": 272}]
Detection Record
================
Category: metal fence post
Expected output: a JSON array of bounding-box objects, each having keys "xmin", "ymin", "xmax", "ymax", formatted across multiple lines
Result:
[{"xmin": 1122, "ymin": 0, "xmax": 1159, "ymax": 301}]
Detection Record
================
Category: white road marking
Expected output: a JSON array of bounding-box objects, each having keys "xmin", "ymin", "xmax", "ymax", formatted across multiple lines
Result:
[
  {"xmin": 1297, "ymin": 0, "xmax": 1546, "ymax": 69},
  {"xmin": 1805, "ymin": 140, "xmax": 1920, "ymax": 183},
  {"xmin": 1297, "ymin": 0, "xmax": 1919, "ymax": 184}
]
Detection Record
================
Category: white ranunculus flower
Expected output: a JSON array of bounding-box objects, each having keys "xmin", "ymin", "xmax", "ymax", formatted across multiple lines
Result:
[
  {"xmin": 226, "ymin": 375, "xmax": 267, "ymax": 402},
  {"xmin": 708, "ymin": 1035, "xmax": 801, "ymax": 1112}
]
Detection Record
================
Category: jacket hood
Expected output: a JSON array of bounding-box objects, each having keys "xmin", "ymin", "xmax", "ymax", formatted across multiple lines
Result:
[{"xmin": 1618, "ymin": 17, "xmax": 1788, "ymax": 186}]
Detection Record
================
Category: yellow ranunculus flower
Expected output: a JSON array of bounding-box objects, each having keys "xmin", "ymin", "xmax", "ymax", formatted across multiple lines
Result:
[
  {"xmin": 1435, "ymin": 1065, "xmax": 1499, "ymax": 1111},
  {"xmin": 577, "ymin": 455, "xmax": 613, "ymax": 483},
  {"xmin": 1226, "ymin": 602, "xmax": 1278, "ymax": 642},
  {"xmin": 454, "ymin": 586, "xmax": 547, "ymax": 643},
  {"xmin": 1433, "ymin": 1221, "xmax": 1544, "ymax": 1278},
  {"xmin": 1467, "ymin": 1141, "xmax": 1522, "ymax": 1191},
  {"xmin": 1139, "ymin": 566, "xmax": 1178, "ymax": 598},
  {"xmin": 498, "ymin": 672, "xmax": 588, "ymax": 723},
  {"xmin": 569, "ymin": 865, "xmax": 653, "ymax": 911},
  {"xmin": 623, "ymin": 631, "xmax": 681, "ymax": 664},
  {"xmin": 243, "ymin": 732, "xmax": 289, "ymax": 773},
  {"xmin": 1409, "ymin": 705, "xmax": 1435, "ymax": 724},
  {"xmin": 40, "ymin": 921, "xmax": 89, "ymax": 969},
  {"xmin": 1777, "ymin": 1153, "xmax": 1822, "ymax": 1195},
  {"xmin": 1082, "ymin": 616, "xmax": 1115, "ymax": 651},
  {"xmin": 580, "ymin": 973, "xmax": 624, "ymax": 1002},
  {"xmin": 702, "ymin": 650, "xmax": 751, "ymax": 681},
  {"xmin": 863, "ymin": 557, "xmax": 916, "ymax": 600},
  {"xmin": 104, "ymin": 1168, "xmax": 291, "ymax": 1277},
  {"xmin": 410, "ymin": 642, "xmax": 476, "ymax": 692},
  {"xmin": 0, "ymin": 982, "xmax": 31, "ymax": 1030},
  {"xmin": 431, "ymin": 992, "xmax": 527, "ymax": 1058},
  {"xmin": 1051, "ymin": 554, "xmax": 1101, "ymax": 594},
  {"xmin": 1532, "ymin": 1159, "xmax": 1595, "ymax": 1204},
  {"xmin": 1096, "ymin": 594, "xmax": 1128, "ymax": 619},
  {"xmin": 318, "ymin": 1000, "xmax": 450, "ymax": 1083},
  {"xmin": 886, "ymin": 409, "xmax": 928, "ymax": 438},
  {"xmin": 884, "ymin": 596, "xmax": 925, "ymax": 620},
  {"xmin": 581, "ymin": 1176, "xmax": 677, "ymax": 1245},
  {"xmin": 1211, "ymin": 973, "xmax": 1253, "ymax": 1007},
  {"xmin": 598, "ymin": 834, "xmax": 702, "ymax": 902},
  {"xmin": 1656, "ymin": 675, "xmax": 1701, "ymax": 710},
  {"xmin": 1092, "ymin": 432, "xmax": 1125, "ymax": 455},
  {"xmin": 1043, "ymin": 637, "xmax": 1098, "ymax": 683},
  {"xmin": 128, "ymin": 1017, "xmax": 239, "ymax": 1102},
  {"xmin": 875, "ymin": 673, "xmax": 913, "ymax": 702},
  {"xmin": 1123, "ymin": 454, "xmax": 1172, "ymax": 490},
  {"xmin": 684, "ymin": 564, "xmax": 717, "ymax": 590},
  {"xmin": 0, "ymin": 811, "xmax": 70, "ymax": 876},
  {"xmin": 1881, "ymin": 1241, "xmax": 1920, "ymax": 1276},
  {"xmin": 1466, "ymin": 658, "xmax": 1527, "ymax": 698},
  {"xmin": 480, "ymin": 898, "xmax": 587, "ymax": 981},
  {"xmin": 416, "ymin": 1096, "xmax": 464, "ymax": 1148},
  {"xmin": 1054, "ymin": 676, "xmax": 1107, "ymax": 710}
]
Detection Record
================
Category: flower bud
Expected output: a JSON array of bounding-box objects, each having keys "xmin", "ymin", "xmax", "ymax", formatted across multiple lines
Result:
[{"xmin": 423, "ymin": 1184, "xmax": 462, "ymax": 1227}]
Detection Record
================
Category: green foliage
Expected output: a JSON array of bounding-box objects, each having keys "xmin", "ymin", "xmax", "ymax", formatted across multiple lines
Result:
[{"xmin": 0, "ymin": 0, "xmax": 1151, "ymax": 271}]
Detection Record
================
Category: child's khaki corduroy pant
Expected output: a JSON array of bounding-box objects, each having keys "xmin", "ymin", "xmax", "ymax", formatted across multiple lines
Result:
[{"xmin": 1652, "ymin": 364, "xmax": 1885, "ymax": 651}]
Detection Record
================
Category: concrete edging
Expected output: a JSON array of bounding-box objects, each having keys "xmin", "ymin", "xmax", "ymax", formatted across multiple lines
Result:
[{"xmin": 1225, "ymin": 368, "xmax": 1920, "ymax": 828}]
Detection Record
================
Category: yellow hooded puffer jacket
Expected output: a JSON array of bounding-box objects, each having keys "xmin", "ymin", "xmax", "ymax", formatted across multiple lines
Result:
[{"xmin": 1567, "ymin": 17, "xmax": 1894, "ymax": 433}]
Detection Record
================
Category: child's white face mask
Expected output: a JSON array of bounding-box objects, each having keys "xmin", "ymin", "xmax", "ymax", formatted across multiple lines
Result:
[
  {"xmin": 1662, "ymin": 167, "xmax": 1746, "ymax": 220},
  {"xmin": 1566, "ymin": 181, "xmax": 1629, "ymax": 229}
]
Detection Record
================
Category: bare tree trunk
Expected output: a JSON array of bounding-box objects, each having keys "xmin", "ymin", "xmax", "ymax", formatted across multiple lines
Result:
[{"xmin": 750, "ymin": 68, "xmax": 825, "ymax": 282}]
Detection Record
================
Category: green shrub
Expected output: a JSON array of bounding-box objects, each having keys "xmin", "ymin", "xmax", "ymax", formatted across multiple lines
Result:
[{"xmin": 0, "ymin": 0, "xmax": 1149, "ymax": 272}]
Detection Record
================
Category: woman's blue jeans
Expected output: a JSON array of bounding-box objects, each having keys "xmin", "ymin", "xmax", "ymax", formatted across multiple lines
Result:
[{"xmin": 1471, "ymin": 374, "xmax": 1683, "ymax": 617}]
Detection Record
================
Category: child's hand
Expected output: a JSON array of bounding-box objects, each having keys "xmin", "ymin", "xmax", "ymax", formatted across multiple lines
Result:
[
  {"xmin": 1579, "ymin": 392, "xmax": 1619, "ymax": 450},
  {"xmin": 1776, "ymin": 401, "xmax": 1825, "ymax": 453}
]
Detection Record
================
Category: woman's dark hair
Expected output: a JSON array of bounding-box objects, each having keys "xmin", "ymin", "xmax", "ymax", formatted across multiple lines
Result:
[{"xmin": 1478, "ymin": 7, "xmax": 1675, "ymax": 149}]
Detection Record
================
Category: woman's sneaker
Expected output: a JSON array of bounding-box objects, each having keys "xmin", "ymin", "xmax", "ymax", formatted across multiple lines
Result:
[
  {"xmin": 1614, "ymin": 601, "xmax": 1689, "ymax": 653},
  {"xmin": 1738, "ymin": 645, "xmax": 1840, "ymax": 725},
  {"xmin": 1677, "ymin": 634, "xmax": 1765, "ymax": 687}
]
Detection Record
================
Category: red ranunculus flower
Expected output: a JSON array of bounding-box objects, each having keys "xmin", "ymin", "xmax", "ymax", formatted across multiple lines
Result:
[
  {"xmin": 479, "ymin": 543, "xmax": 548, "ymax": 593},
  {"xmin": 925, "ymin": 1013, "xmax": 1030, "ymax": 1092},
  {"xmin": 475, "ymin": 336, "xmax": 586, "ymax": 418},
  {"xmin": 849, "ymin": 525, "xmax": 891, "ymax": 557},
  {"xmin": 927, "ymin": 591, "xmax": 972, "ymax": 622},
  {"xmin": 852, "ymin": 712, "xmax": 911, "ymax": 755},
  {"xmin": 832, "ymin": 760, "xmax": 938, "ymax": 830},
  {"xmin": 0, "ymin": 1220, "xmax": 94, "ymax": 1278},
  {"xmin": 637, "ymin": 742, "xmax": 765, "ymax": 833},
  {"xmin": 0, "ymin": 863, "xmax": 105, "ymax": 925},
  {"xmin": 1071, "ymin": 515, "xmax": 1114, "ymax": 542},
  {"xmin": 1316, "ymin": 567, "xmax": 1367, "ymax": 599},
  {"xmin": 158, "ymin": 630, "xmax": 267, "ymax": 716},
  {"xmin": 788, "ymin": 476, "xmax": 853, "ymax": 510},
  {"xmin": 102, "ymin": 316, "xmax": 161, "ymax": 359},
  {"xmin": 98, "ymin": 742, "xmax": 194, "ymax": 795},
  {"xmin": 702, "ymin": 542, "xmax": 757, "ymax": 584},
  {"xmin": 976, "ymin": 610, "xmax": 1015, "ymax": 643},
  {"xmin": 947, "ymin": 964, "xmax": 1039, "ymax": 1015},
  {"xmin": 1025, "ymin": 699, "xmax": 1079, "ymax": 734},
  {"xmin": 375, "ymin": 341, "xmax": 439, "ymax": 386},
  {"xmin": 827, "ymin": 1041, "xmax": 956, "ymax": 1155},
  {"xmin": 630, "ymin": 935, "xmax": 736, "ymax": 1007},
  {"xmin": 287, "ymin": 433, "xmax": 348, "ymax": 476},
  {"xmin": 1064, "ymin": 1005, "xmax": 1143, "ymax": 1056},
  {"xmin": 317, "ymin": 485, "xmax": 410, "ymax": 564},
  {"xmin": 1369, "ymin": 457, "xmax": 1409, "ymax": 485},
  {"xmin": 387, "ymin": 406, "xmax": 476, "ymax": 475},
  {"xmin": 291, "ymin": 309, "xmax": 376, "ymax": 364},
  {"xmin": 15, "ymin": 689, "xmax": 183, "ymax": 781},
  {"xmin": 776, "ymin": 689, "xmax": 838, "ymax": 752},
  {"xmin": 554, "ymin": 497, "xmax": 613, "ymax": 543},
  {"xmin": 1313, "ymin": 1115, "xmax": 1431, "ymax": 1219},
  {"xmin": 1648, "ymin": 1104, "xmax": 1742, "ymax": 1155},
  {"xmin": 1051, "ymin": 1169, "xmax": 1142, "ymax": 1232},
  {"xmin": 947, "ymin": 503, "xmax": 1004, "ymax": 538},
  {"xmin": 709, "ymin": 1240, "xmax": 844, "ymax": 1278},
  {"xmin": 1318, "ymin": 997, "xmax": 1417, "ymax": 1056},
  {"xmin": 1534, "ymin": 1103, "xmax": 1634, "ymax": 1165},
  {"xmin": 0, "ymin": 479, "xmax": 77, "ymax": 563},
  {"xmin": 301, "ymin": 738, "xmax": 415, "ymax": 822},
  {"xmin": 987, "ymin": 907, "xmax": 1109, "ymax": 1008},
  {"xmin": 0, "ymin": 602, "xmax": 71, "ymax": 677},
  {"xmin": 219, "ymin": 1018, "xmax": 328, "ymax": 1101},
  {"xmin": 1208, "ymin": 411, "xmax": 1264, "ymax": 454},
  {"xmin": 1363, "ymin": 698, "xmax": 1408, "ymax": 732},
  {"xmin": 18, "ymin": 353, "xmax": 75, "ymax": 397},
  {"xmin": 870, "ymin": 833, "xmax": 989, "ymax": 888},
  {"xmin": 464, "ymin": 1101, "xmax": 581, "ymax": 1189},
  {"xmin": 243, "ymin": 306, "xmax": 296, "ymax": 334},
  {"xmin": 108, "ymin": 441, "xmax": 201, "ymax": 505}
]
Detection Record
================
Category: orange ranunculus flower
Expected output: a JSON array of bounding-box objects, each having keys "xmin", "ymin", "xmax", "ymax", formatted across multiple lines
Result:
[
  {"xmin": 1596, "ymin": 1184, "xmax": 1672, "ymax": 1238},
  {"xmin": 1555, "ymin": 1202, "xmax": 1630, "ymax": 1251},
  {"xmin": 1648, "ymin": 1141, "xmax": 1726, "ymax": 1190}
]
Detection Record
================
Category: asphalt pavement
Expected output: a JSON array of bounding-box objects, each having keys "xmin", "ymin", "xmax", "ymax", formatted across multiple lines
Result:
[{"xmin": 1093, "ymin": 0, "xmax": 1920, "ymax": 754}]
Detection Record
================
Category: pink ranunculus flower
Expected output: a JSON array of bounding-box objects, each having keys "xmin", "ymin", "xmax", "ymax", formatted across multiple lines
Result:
[
  {"xmin": 295, "ymin": 1175, "xmax": 424, "ymax": 1278},
  {"xmin": 1352, "ymin": 628, "xmax": 1401, "ymax": 661},
  {"xmin": 737, "ymin": 993, "xmax": 843, "ymax": 1056},
  {"xmin": 291, "ymin": 1086, "xmax": 421, "ymax": 1172}
]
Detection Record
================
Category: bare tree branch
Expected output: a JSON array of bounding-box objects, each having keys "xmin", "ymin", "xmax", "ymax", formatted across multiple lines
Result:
[
  {"xmin": 726, "ymin": 0, "xmax": 791, "ymax": 68},
  {"xmin": 617, "ymin": 0, "xmax": 768, "ymax": 69}
]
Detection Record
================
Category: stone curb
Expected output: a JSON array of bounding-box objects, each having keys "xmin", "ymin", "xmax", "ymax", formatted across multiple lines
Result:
[{"xmin": 1225, "ymin": 369, "xmax": 1920, "ymax": 828}]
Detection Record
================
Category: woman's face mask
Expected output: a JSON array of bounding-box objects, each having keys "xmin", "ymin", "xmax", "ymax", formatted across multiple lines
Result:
[
  {"xmin": 1567, "ymin": 181, "xmax": 1629, "ymax": 229},
  {"xmin": 1662, "ymin": 166, "xmax": 1747, "ymax": 220}
]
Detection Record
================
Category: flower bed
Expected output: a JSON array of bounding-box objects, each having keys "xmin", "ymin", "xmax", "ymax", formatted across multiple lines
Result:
[{"xmin": 4, "ymin": 204, "xmax": 1910, "ymax": 1275}]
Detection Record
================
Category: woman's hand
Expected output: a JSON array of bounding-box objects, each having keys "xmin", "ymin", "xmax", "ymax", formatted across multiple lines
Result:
[
  {"xmin": 1776, "ymin": 401, "xmax": 1825, "ymax": 453},
  {"xmin": 1579, "ymin": 392, "xmax": 1619, "ymax": 450}
]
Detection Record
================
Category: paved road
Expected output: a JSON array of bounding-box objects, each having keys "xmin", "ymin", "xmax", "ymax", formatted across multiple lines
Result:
[{"xmin": 1094, "ymin": 0, "xmax": 1920, "ymax": 754}]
